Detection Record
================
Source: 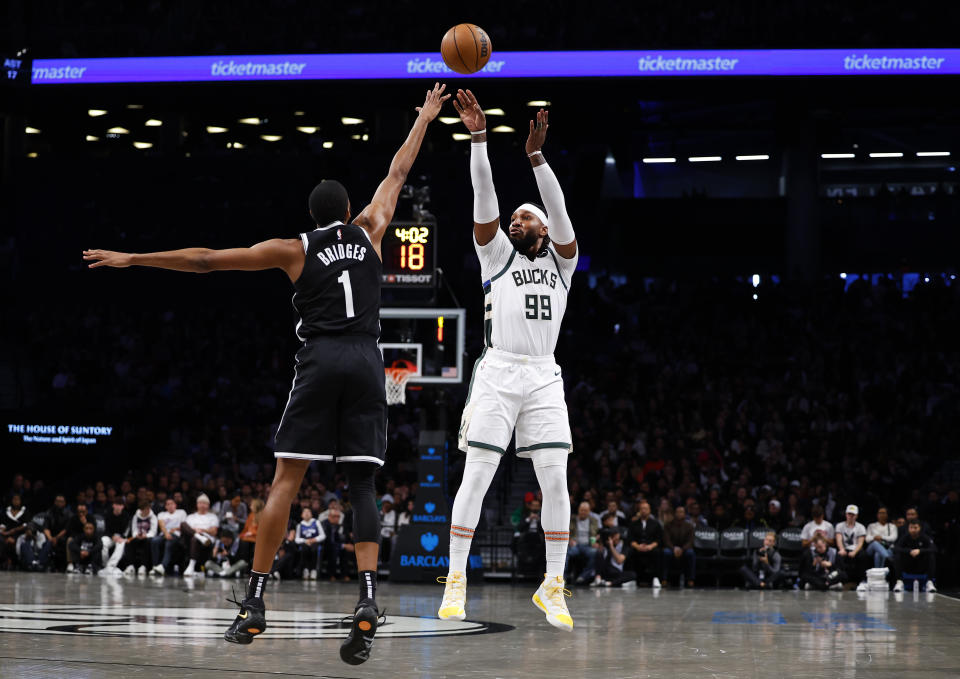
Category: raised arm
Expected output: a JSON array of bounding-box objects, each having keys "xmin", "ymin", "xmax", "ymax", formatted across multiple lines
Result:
[
  {"xmin": 83, "ymin": 238, "xmax": 306, "ymax": 281},
  {"xmin": 452, "ymin": 89, "xmax": 500, "ymax": 246},
  {"xmin": 353, "ymin": 82, "xmax": 450, "ymax": 255},
  {"xmin": 526, "ymin": 108, "xmax": 577, "ymax": 259}
]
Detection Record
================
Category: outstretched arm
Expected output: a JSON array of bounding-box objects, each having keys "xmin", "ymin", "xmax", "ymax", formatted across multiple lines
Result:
[
  {"xmin": 83, "ymin": 238, "xmax": 306, "ymax": 281},
  {"xmin": 526, "ymin": 108, "xmax": 577, "ymax": 259},
  {"xmin": 353, "ymin": 82, "xmax": 450, "ymax": 256},
  {"xmin": 452, "ymin": 89, "xmax": 500, "ymax": 246}
]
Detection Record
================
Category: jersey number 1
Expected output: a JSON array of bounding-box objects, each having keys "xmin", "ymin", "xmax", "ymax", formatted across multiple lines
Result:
[
  {"xmin": 524, "ymin": 294, "xmax": 552, "ymax": 320},
  {"xmin": 338, "ymin": 270, "xmax": 355, "ymax": 318}
]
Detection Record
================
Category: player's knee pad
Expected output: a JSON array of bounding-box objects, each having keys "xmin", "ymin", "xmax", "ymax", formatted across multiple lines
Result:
[
  {"xmin": 466, "ymin": 446, "xmax": 503, "ymax": 467},
  {"xmin": 343, "ymin": 462, "xmax": 381, "ymax": 544},
  {"xmin": 530, "ymin": 447, "xmax": 570, "ymax": 470}
]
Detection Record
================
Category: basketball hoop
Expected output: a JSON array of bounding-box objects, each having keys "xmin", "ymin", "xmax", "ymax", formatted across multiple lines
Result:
[{"xmin": 385, "ymin": 360, "xmax": 417, "ymax": 405}]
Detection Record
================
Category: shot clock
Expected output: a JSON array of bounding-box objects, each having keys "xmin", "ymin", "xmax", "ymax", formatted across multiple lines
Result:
[{"xmin": 381, "ymin": 220, "xmax": 437, "ymax": 288}]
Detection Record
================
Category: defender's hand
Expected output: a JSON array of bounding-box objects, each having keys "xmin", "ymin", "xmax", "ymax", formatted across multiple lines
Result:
[
  {"xmin": 525, "ymin": 108, "xmax": 549, "ymax": 155},
  {"xmin": 452, "ymin": 89, "xmax": 486, "ymax": 132},
  {"xmin": 415, "ymin": 82, "xmax": 451, "ymax": 122},
  {"xmin": 83, "ymin": 249, "xmax": 133, "ymax": 268}
]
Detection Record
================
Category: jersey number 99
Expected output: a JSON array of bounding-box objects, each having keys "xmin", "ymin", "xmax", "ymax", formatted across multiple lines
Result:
[{"xmin": 524, "ymin": 294, "xmax": 552, "ymax": 320}]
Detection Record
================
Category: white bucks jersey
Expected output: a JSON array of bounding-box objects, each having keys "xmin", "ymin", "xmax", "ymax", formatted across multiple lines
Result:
[{"xmin": 476, "ymin": 228, "xmax": 578, "ymax": 356}]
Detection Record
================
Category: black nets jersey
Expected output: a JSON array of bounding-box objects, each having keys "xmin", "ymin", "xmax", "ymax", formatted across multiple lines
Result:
[{"xmin": 292, "ymin": 222, "xmax": 381, "ymax": 341}]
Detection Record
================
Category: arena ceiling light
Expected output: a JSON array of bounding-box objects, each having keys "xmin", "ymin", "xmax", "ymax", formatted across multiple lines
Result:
[
  {"xmin": 526, "ymin": 100, "xmax": 550, "ymax": 106},
  {"xmin": 106, "ymin": 127, "xmax": 129, "ymax": 134},
  {"xmin": 642, "ymin": 157, "xmax": 676, "ymax": 163},
  {"xmin": 238, "ymin": 117, "xmax": 262, "ymax": 125},
  {"xmin": 868, "ymin": 152, "xmax": 903, "ymax": 158},
  {"xmin": 341, "ymin": 117, "xmax": 364, "ymax": 125},
  {"xmin": 492, "ymin": 125, "xmax": 515, "ymax": 133},
  {"xmin": 438, "ymin": 117, "xmax": 460, "ymax": 125},
  {"xmin": 821, "ymin": 153, "xmax": 855, "ymax": 159},
  {"xmin": 260, "ymin": 134, "xmax": 282, "ymax": 142},
  {"xmin": 322, "ymin": 141, "xmax": 334, "ymax": 149},
  {"xmin": 296, "ymin": 126, "xmax": 318, "ymax": 134},
  {"xmin": 294, "ymin": 111, "xmax": 305, "ymax": 116},
  {"xmin": 688, "ymin": 156, "xmax": 722, "ymax": 162},
  {"xmin": 126, "ymin": 104, "xmax": 144, "ymax": 109},
  {"xmin": 86, "ymin": 135, "xmax": 99, "ymax": 141},
  {"xmin": 735, "ymin": 154, "xmax": 769, "ymax": 161},
  {"xmin": 87, "ymin": 109, "xmax": 107, "ymax": 117},
  {"xmin": 228, "ymin": 142, "xmax": 245, "ymax": 149},
  {"xmin": 27, "ymin": 152, "xmax": 38, "ymax": 158},
  {"xmin": 25, "ymin": 126, "xmax": 41, "ymax": 134},
  {"xmin": 452, "ymin": 133, "xmax": 471, "ymax": 141},
  {"xmin": 145, "ymin": 119, "xmax": 163, "ymax": 127},
  {"xmin": 206, "ymin": 126, "xmax": 228, "ymax": 133},
  {"xmin": 482, "ymin": 108, "xmax": 505, "ymax": 116},
  {"xmin": 916, "ymin": 151, "xmax": 950, "ymax": 157},
  {"xmin": 133, "ymin": 141, "xmax": 153, "ymax": 149}
]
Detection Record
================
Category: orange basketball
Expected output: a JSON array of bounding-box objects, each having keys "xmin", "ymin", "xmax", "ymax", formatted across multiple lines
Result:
[{"xmin": 440, "ymin": 24, "xmax": 492, "ymax": 75}]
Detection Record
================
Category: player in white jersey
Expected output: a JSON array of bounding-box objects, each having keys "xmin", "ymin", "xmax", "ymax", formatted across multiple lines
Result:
[{"xmin": 438, "ymin": 89, "xmax": 578, "ymax": 631}]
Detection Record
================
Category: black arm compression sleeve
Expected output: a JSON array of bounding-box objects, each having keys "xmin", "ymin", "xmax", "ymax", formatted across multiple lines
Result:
[{"xmin": 345, "ymin": 462, "xmax": 381, "ymax": 544}]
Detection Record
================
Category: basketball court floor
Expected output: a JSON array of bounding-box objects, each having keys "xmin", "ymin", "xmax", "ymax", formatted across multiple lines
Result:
[{"xmin": 1, "ymin": 573, "xmax": 958, "ymax": 678}]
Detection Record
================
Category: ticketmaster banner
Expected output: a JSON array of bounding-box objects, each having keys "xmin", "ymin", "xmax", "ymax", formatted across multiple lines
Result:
[{"xmin": 30, "ymin": 49, "xmax": 960, "ymax": 84}]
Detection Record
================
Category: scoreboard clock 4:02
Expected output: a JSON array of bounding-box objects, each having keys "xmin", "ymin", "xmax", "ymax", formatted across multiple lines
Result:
[{"xmin": 381, "ymin": 220, "xmax": 437, "ymax": 288}]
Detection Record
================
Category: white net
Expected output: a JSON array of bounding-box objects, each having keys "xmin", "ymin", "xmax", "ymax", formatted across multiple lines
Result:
[{"xmin": 384, "ymin": 368, "xmax": 414, "ymax": 405}]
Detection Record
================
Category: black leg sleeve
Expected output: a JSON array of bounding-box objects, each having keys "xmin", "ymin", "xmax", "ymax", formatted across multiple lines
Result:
[{"xmin": 344, "ymin": 462, "xmax": 381, "ymax": 544}]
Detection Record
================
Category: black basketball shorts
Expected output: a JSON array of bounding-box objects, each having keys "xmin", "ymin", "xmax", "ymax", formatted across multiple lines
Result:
[{"xmin": 274, "ymin": 335, "xmax": 387, "ymax": 466}]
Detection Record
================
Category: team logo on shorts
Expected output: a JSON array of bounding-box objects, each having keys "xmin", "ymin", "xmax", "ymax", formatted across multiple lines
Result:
[{"xmin": 0, "ymin": 604, "xmax": 513, "ymax": 638}]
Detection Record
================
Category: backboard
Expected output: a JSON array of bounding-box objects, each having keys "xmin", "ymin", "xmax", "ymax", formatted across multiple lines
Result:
[{"xmin": 379, "ymin": 308, "xmax": 466, "ymax": 384}]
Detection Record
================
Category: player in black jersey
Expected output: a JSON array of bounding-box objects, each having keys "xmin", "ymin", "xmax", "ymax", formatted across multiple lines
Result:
[{"xmin": 83, "ymin": 82, "xmax": 451, "ymax": 665}]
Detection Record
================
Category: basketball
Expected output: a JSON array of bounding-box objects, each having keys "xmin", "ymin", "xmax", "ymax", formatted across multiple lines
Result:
[{"xmin": 440, "ymin": 23, "xmax": 492, "ymax": 75}]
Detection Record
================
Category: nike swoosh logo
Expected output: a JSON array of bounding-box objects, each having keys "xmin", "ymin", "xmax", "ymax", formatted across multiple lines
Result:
[
  {"xmin": 554, "ymin": 371, "xmax": 561, "ymax": 376},
  {"xmin": 238, "ymin": 611, "xmax": 248, "ymax": 619}
]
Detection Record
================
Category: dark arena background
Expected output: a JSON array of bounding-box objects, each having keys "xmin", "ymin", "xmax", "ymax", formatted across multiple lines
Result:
[{"xmin": 2, "ymin": 3, "xmax": 960, "ymax": 677}]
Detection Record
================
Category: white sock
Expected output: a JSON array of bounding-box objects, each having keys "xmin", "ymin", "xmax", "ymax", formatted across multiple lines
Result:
[
  {"xmin": 187, "ymin": 559, "xmax": 196, "ymax": 570},
  {"xmin": 449, "ymin": 449, "xmax": 500, "ymax": 573},
  {"xmin": 532, "ymin": 449, "xmax": 571, "ymax": 579}
]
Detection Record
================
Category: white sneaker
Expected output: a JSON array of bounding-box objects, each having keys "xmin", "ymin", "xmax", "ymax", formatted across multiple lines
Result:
[
  {"xmin": 123, "ymin": 565, "xmax": 136, "ymax": 577},
  {"xmin": 310, "ymin": 569, "xmax": 318, "ymax": 580},
  {"xmin": 150, "ymin": 564, "xmax": 164, "ymax": 576},
  {"xmin": 925, "ymin": 580, "xmax": 937, "ymax": 593},
  {"xmin": 66, "ymin": 563, "xmax": 75, "ymax": 574},
  {"xmin": 437, "ymin": 571, "xmax": 467, "ymax": 621},
  {"xmin": 622, "ymin": 580, "xmax": 637, "ymax": 590},
  {"xmin": 652, "ymin": 577, "xmax": 662, "ymax": 589},
  {"xmin": 532, "ymin": 575, "xmax": 574, "ymax": 632},
  {"xmin": 829, "ymin": 583, "xmax": 843, "ymax": 591},
  {"xmin": 589, "ymin": 575, "xmax": 602, "ymax": 588},
  {"xmin": 137, "ymin": 565, "xmax": 147, "ymax": 577},
  {"xmin": 856, "ymin": 581, "xmax": 868, "ymax": 592},
  {"xmin": 804, "ymin": 583, "xmax": 813, "ymax": 590},
  {"xmin": 893, "ymin": 580, "xmax": 904, "ymax": 592},
  {"xmin": 182, "ymin": 564, "xmax": 196, "ymax": 577}
]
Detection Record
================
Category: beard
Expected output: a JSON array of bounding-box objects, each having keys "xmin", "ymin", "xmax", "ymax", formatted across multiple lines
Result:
[{"xmin": 509, "ymin": 229, "xmax": 539, "ymax": 254}]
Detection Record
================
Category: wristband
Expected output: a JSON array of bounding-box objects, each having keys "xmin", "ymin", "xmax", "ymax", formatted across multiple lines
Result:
[
  {"xmin": 527, "ymin": 150, "xmax": 543, "ymax": 158},
  {"xmin": 470, "ymin": 129, "xmax": 486, "ymax": 136}
]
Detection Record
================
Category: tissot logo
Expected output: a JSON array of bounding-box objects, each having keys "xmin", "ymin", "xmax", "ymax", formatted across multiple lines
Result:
[{"xmin": 0, "ymin": 605, "xmax": 511, "ymax": 638}]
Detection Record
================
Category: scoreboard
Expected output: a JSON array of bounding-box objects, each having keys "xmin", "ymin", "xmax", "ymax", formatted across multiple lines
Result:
[{"xmin": 381, "ymin": 219, "xmax": 436, "ymax": 288}]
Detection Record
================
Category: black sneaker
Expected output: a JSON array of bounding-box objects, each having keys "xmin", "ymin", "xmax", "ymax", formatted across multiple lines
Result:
[
  {"xmin": 339, "ymin": 602, "xmax": 382, "ymax": 665},
  {"xmin": 223, "ymin": 594, "xmax": 267, "ymax": 644}
]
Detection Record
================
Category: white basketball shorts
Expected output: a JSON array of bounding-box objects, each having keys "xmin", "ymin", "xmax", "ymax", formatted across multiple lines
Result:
[{"xmin": 457, "ymin": 347, "xmax": 572, "ymax": 458}]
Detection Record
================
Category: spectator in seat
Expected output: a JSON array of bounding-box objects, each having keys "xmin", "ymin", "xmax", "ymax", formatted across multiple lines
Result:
[
  {"xmin": 119, "ymin": 500, "xmax": 157, "ymax": 576},
  {"xmin": 688, "ymin": 502, "xmax": 708, "ymax": 528},
  {"xmin": 801, "ymin": 505, "xmax": 835, "ymax": 549},
  {"xmin": 710, "ymin": 503, "xmax": 731, "ymax": 531},
  {"xmin": 740, "ymin": 531, "xmax": 783, "ymax": 589},
  {"xmin": 272, "ymin": 529, "xmax": 300, "ymax": 581},
  {"xmin": 205, "ymin": 530, "xmax": 247, "ymax": 578},
  {"xmin": 151, "ymin": 497, "xmax": 187, "ymax": 576},
  {"xmin": 799, "ymin": 535, "xmax": 844, "ymax": 590},
  {"xmin": 590, "ymin": 526, "xmax": 636, "ymax": 587},
  {"xmin": 100, "ymin": 499, "xmax": 130, "ymax": 575},
  {"xmin": 835, "ymin": 504, "xmax": 869, "ymax": 590},
  {"xmin": 181, "ymin": 494, "xmax": 219, "ymax": 577},
  {"xmin": 42, "ymin": 494, "xmax": 72, "ymax": 571},
  {"xmin": 663, "ymin": 506, "xmax": 696, "ymax": 587},
  {"xmin": 321, "ymin": 506, "xmax": 353, "ymax": 580},
  {"xmin": 17, "ymin": 521, "xmax": 51, "ymax": 571},
  {"xmin": 69, "ymin": 521, "xmax": 103, "ymax": 574},
  {"xmin": 295, "ymin": 506, "xmax": 324, "ymax": 579},
  {"xmin": 865, "ymin": 506, "xmax": 898, "ymax": 570},
  {"xmin": 626, "ymin": 500, "xmax": 663, "ymax": 588},
  {"xmin": 1, "ymin": 495, "xmax": 30, "ymax": 569},
  {"xmin": 379, "ymin": 494, "xmax": 397, "ymax": 565},
  {"xmin": 899, "ymin": 507, "xmax": 935, "ymax": 539},
  {"xmin": 599, "ymin": 500, "xmax": 626, "ymax": 527},
  {"xmin": 892, "ymin": 520, "xmax": 937, "ymax": 592},
  {"xmin": 65, "ymin": 503, "xmax": 95, "ymax": 573},
  {"xmin": 236, "ymin": 498, "xmax": 263, "ymax": 566},
  {"xmin": 765, "ymin": 499, "xmax": 785, "ymax": 532},
  {"xmin": 567, "ymin": 501, "xmax": 599, "ymax": 581}
]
